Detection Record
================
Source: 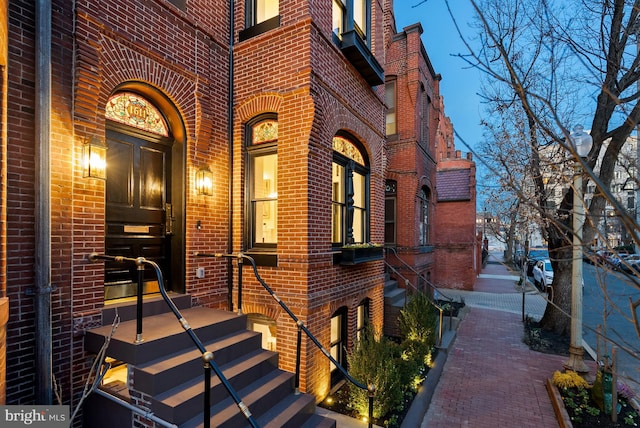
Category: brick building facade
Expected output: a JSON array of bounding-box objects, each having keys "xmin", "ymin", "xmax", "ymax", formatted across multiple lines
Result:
[{"xmin": 0, "ymin": 0, "xmax": 477, "ymax": 424}]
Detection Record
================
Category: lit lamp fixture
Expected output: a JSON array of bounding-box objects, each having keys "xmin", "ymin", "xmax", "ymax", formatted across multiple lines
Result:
[
  {"xmin": 82, "ymin": 136, "xmax": 106, "ymax": 179},
  {"xmin": 564, "ymin": 124, "xmax": 593, "ymax": 374},
  {"xmin": 195, "ymin": 167, "xmax": 214, "ymax": 196}
]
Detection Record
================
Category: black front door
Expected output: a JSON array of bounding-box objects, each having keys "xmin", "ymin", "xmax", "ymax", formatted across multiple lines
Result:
[{"xmin": 104, "ymin": 128, "xmax": 174, "ymax": 300}]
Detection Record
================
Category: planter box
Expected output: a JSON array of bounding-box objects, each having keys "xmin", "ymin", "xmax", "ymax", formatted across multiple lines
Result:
[{"xmin": 340, "ymin": 246, "xmax": 384, "ymax": 265}]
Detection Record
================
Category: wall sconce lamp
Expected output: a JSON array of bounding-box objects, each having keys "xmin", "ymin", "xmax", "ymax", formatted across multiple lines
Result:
[
  {"xmin": 195, "ymin": 167, "xmax": 214, "ymax": 196},
  {"xmin": 82, "ymin": 136, "xmax": 107, "ymax": 179}
]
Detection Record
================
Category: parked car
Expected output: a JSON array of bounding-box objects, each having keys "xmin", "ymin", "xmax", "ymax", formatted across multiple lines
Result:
[
  {"xmin": 619, "ymin": 254, "xmax": 640, "ymax": 274},
  {"xmin": 526, "ymin": 248, "xmax": 549, "ymax": 276},
  {"xmin": 532, "ymin": 259, "xmax": 553, "ymax": 290},
  {"xmin": 594, "ymin": 250, "xmax": 610, "ymax": 265}
]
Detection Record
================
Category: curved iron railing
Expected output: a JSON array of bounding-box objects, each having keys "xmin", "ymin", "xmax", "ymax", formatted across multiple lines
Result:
[
  {"xmin": 195, "ymin": 251, "xmax": 376, "ymax": 428},
  {"xmin": 88, "ymin": 253, "xmax": 259, "ymax": 428}
]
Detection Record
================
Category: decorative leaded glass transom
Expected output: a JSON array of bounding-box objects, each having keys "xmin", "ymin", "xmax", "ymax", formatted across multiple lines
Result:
[
  {"xmin": 333, "ymin": 136, "xmax": 364, "ymax": 165},
  {"xmin": 105, "ymin": 92, "xmax": 169, "ymax": 137},
  {"xmin": 252, "ymin": 120, "xmax": 278, "ymax": 144}
]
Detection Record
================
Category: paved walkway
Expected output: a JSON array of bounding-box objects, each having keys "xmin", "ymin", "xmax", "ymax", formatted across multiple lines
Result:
[{"xmin": 420, "ymin": 253, "xmax": 566, "ymax": 428}]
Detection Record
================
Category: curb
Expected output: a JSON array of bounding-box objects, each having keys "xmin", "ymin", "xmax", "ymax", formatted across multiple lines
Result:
[
  {"xmin": 400, "ymin": 347, "xmax": 448, "ymax": 428},
  {"xmin": 546, "ymin": 378, "xmax": 573, "ymax": 428},
  {"xmin": 400, "ymin": 308, "xmax": 466, "ymax": 428}
]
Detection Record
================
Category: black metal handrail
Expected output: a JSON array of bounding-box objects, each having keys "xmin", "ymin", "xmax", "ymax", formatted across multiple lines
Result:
[
  {"xmin": 383, "ymin": 260, "xmax": 447, "ymax": 346},
  {"xmin": 195, "ymin": 251, "xmax": 375, "ymax": 428},
  {"xmin": 385, "ymin": 247, "xmax": 455, "ymax": 302},
  {"xmin": 88, "ymin": 253, "xmax": 259, "ymax": 428}
]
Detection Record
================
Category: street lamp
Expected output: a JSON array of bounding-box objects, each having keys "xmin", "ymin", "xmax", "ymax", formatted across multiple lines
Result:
[{"xmin": 564, "ymin": 124, "xmax": 592, "ymax": 373}]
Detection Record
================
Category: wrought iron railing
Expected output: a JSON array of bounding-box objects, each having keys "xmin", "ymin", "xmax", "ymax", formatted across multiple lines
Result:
[
  {"xmin": 384, "ymin": 247, "xmax": 462, "ymax": 340},
  {"xmin": 88, "ymin": 253, "xmax": 259, "ymax": 428},
  {"xmin": 384, "ymin": 247, "xmax": 455, "ymax": 302},
  {"xmin": 196, "ymin": 251, "xmax": 376, "ymax": 428}
]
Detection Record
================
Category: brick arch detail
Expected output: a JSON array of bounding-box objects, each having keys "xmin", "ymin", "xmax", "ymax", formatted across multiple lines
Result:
[
  {"xmin": 74, "ymin": 31, "xmax": 207, "ymax": 147},
  {"xmin": 242, "ymin": 302, "xmax": 281, "ymax": 323},
  {"xmin": 236, "ymin": 93, "xmax": 285, "ymax": 123},
  {"xmin": 313, "ymin": 88, "xmax": 385, "ymax": 176}
]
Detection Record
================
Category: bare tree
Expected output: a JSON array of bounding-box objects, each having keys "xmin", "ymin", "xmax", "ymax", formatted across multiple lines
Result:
[{"xmin": 402, "ymin": 1, "xmax": 640, "ymax": 389}]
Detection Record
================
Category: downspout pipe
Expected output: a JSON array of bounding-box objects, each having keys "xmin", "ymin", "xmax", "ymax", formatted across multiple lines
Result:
[
  {"xmin": 34, "ymin": 0, "xmax": 53, "ymax": 404},
  {"xmin": 226, "ymin": 0, "xmax": 235, "ymax": 311}
]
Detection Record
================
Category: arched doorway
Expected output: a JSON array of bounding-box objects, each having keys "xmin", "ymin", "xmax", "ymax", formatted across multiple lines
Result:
[{"xmin": 103, "ymin": 91, "xmax": 185, "ymax": 300}]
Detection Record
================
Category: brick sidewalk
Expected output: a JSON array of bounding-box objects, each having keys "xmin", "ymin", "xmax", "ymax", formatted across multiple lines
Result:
[{"xmin": 420, "ymin": 254, "xmax": 565, "ymax": 427}]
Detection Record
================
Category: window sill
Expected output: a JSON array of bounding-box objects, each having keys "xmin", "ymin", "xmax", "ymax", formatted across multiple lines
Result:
[
  {"xmin": 338, "ymin": 246, "xmax": 384, "ymax": 265},
  {"xmin": 244, "ymin": 251, "xmax": 277, "ymax": 267},
  {"xmin": 239, "ymin": 16, "xmax": 280, "ymax": 42}
]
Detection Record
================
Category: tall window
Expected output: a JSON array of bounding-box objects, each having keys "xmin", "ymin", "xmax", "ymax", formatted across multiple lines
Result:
[
  {"xmin": 240, "ymin": 0, "xmax": 280, "ymax": 40},
  {"xmin": 330, "ymin": 307, "xmax": 348, "ymax": 385},
  {"xmin": 332, "ymin": 135, "xmax": 369, "ymax": 246},
  {"xmin": 246, "ymin": 115, "xmax": 278, "ymax": 249},
  {"xmin": 419, "ymin": 188, "xmax": 430, "ymax": 246},
  {"xmin": 333, "ymin": 0, "xmax": 370, "ymax": 44},
  {"xmin": 385, "ymin": 79, "xmax": 397, "ymax": 136},
  {"xmin": 246, "ymin": 0, "xmax": 279, "ymax": 26},
  {"xmin": 420, "ymin": 85, "xmax": 430, "ymax": 149},
  {"xmin": 384, "ymin": 180, "xmax": 397, "ymax": 245},
  {"xmin": 356, "ymin": 299, "xmax": 370, "ymax": 340}
]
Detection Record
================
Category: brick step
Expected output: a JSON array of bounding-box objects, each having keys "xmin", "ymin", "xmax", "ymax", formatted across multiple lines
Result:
[
  {"xmin": 153, "ymin": 349, "xmax": 281, "ymax": 425},
  {"xmin": 85, "ymin": 306, "xmax": 247, "ymax": 365},
  {"xmin": 134, "ymin": 329, "xmax": 262, "ymax": 396}
]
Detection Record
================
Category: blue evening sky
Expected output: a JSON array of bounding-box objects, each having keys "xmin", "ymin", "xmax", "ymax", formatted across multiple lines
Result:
[{"xmin": 393, "ymin": 0, "xmax": 484, "ymax": 156}]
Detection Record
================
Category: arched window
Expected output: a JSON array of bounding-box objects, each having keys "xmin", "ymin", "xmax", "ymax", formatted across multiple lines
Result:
[
  {"xmin": 105, "ymin": 92, "xmax": 169, "ymax": 136},
  {"xmin": 384, "ymin": 180, "xmax": 397, "ymax": 245},
  {"xmin": 332, "ymin": 134, "xmax": 369, "ymax": 246},
  {"xmin": 419, "ymin": 187, "xmax": 430, "ymax": 246},
  {"xmin": 356, "ymin": 299, "xmax": 370, "ymax": 340},
  {"xmin": 246, "ymin": 115, "xmax": 278, "ymax": 251}
]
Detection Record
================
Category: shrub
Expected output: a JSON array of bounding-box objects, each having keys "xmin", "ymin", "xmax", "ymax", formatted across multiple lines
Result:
[
  {"xmin": 398, "ymin": 292, "xmax": 438, "ymax": 347},
  {"xmin": 347, "ymin": 326, "xmax": 404, "ymax": 419}
]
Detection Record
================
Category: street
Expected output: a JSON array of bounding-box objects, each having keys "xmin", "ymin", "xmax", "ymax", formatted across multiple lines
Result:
[{"xmin": 582, "ymin": 262, "xmax": 640, "ymax": 389}]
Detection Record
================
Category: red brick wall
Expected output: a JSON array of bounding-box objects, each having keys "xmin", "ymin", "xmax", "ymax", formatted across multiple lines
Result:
[
  {"xmin": 232, "ymin": 0, "xmax": 387, "ymax": 399},
  {"xmin": 434, "ymin": 156, "xmax": 478, "ymax": 290},
  {"xmin": 6, "ymin": 0, "xmax": 388, "ymax": 412},
  {"xmin": 383, "ymin": 21, "xmax": 438, "ymax": 290}
]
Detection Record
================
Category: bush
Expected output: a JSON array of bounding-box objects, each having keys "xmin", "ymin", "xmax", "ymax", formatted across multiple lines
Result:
[
  {"xmin": 399, "ymin": 292, "xmax": 438, "ymax": 348},
  {"xmin": 347, "ymin": 326, "xmax": 404, "ymax": 419},
  {"xmin": 346, "ymin": 293, "xmax": 439, "ymax": 422}
]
